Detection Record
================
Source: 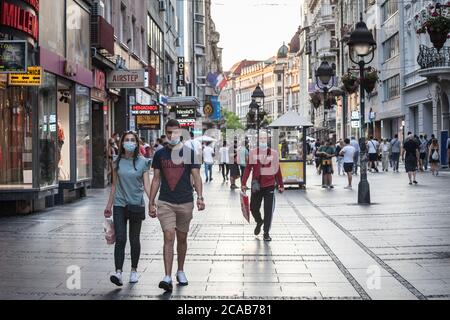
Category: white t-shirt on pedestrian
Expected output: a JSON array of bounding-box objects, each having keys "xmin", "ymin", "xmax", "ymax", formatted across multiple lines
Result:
[
  {"xmin": 367, "ymin": 140, "xmax": 379, "ymax": 154},
  {"xmin": 381, "ymin": 143, "xmax": 390, "ymax": 153},
  {"xmin": 219, "ymin": 147, "xmax": 229, "ymax": 164},
  {"xmin": 341, "ymin": 145, "xmax": 356, "ymax": 164},
  {"xmin": 203, "ymin": 146, "xmax": 215, "ymax": 164}
]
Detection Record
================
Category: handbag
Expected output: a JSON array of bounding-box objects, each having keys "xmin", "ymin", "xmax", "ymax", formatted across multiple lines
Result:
[{"xmin": 432, "ymin": 150, "xmax": 439, "ymax": 161}]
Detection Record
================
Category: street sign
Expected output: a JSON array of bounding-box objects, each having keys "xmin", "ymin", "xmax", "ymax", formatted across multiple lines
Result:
[
  {"xmin": 8, "ymin": 66, "xmax": 42, "ymax": 86},
  {"xmin": 351, "ymin": 120, "xmax": 360, "ymax": 128},
  {"xmin": 351, "ymin": 111, "xmax": 360, "ymax": 121}
]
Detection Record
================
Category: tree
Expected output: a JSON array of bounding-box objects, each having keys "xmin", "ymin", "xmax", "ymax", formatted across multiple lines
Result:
[{"xmin": 223, "ymin": 110, "xmax": 244, "ymax": 130}]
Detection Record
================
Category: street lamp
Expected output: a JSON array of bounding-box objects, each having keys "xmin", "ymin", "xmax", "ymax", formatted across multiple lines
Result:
[
  {"xmin": 347, "ymin": 14, "xmax": 377, "ymax": 205},
  {"xmin": 315, "ymin": 61, "xmax": 335, "ymax": 137},
  {"xmin": 251, "ymin": 84, "xmax": 266, "ymax": 150}
]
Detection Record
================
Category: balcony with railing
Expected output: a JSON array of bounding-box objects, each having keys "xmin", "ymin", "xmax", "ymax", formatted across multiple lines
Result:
[{"xmin": 417, "ymin": 45, "xmax": 450, "ymax": 80}]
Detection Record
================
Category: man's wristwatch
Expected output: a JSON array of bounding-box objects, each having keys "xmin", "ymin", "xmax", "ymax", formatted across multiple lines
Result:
[{"xmin": 197, "ymin": 196, "xmax": 204, "ymax": 201}]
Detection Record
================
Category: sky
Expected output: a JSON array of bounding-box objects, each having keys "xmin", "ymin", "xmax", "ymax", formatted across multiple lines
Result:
[{"xmin": 211, "ymin": 0, "xmax": 302, "ymax": 71}]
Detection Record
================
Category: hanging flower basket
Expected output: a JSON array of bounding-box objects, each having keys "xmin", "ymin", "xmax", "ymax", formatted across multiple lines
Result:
[
  {"xmin": 341, "ymin": 72, "xmax": 359, "ymax": 94},
  {"xmin": 310, "ymin": 91, "xmax": 321, "ymax": 109},
  {"xmin": 361, "ymin": 67, "xmax": 379, "ymax": 94},
  {"xmin": 415, "ymin": 3, "xmax": 450, "ymax": 51}
]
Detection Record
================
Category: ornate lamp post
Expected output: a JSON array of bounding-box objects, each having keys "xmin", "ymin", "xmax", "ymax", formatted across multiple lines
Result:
[
  {"xmin": 347, "ymin": 15, "xmax": 377, "ymax": 205},
  {"xmin": 250, "ymin": 84, "xmax": 265, "ymax": 150},
  {"xmin": 315, "ymin": 61, "xmax": 335, "ymax": 137}
]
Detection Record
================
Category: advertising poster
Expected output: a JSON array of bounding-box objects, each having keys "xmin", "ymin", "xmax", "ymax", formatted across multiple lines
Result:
[
  {"xmin": 0, "ymin": 40, "xmax": 27, "ymax": 73},
  {"xmin": 280, "ymin": 161, "xmax": 304, "ymax": 184}
]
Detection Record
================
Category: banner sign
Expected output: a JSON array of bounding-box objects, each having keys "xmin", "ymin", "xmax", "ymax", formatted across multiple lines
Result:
[{"xmin": 0, "ymin": 40, "xmax": 27, "ymax": 73}]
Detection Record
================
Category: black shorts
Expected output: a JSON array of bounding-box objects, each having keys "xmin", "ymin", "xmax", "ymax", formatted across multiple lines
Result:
[
  {"xmin": 369, "ymin": 153, "xmax": 378, "ymax": 162},
  {"xmin": 229, "ymin": 164, "xmax": 240, "ymax": 177},
  {"xmin": 420, "ymin": 153, "xmax": 426, "ymax": 160},
  {"xmin": 322, "ymin": 164, "xmax": 333, "ymax": 175},
  {"xmin": 344, "ymin": 163, "xmax": 354, "ymax": 173}
]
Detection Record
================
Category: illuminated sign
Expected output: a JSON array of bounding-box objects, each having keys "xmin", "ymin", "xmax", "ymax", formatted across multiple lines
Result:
[
  {"xmin": 136, "ymin": 115, "xmax": 161, "ymax": 130},
  {"xmin": 8, "ymin": 65, "xmax": 41, "ymax": 85},
  {"xmin": 0, "ymin": 40, "xmax": 27, "ymax": 73},
  {"xmin": 131, "ymin": 104, "xmax": 160, "ymax": 116},
  {"xmin": 176, "ymin": 107, "xmax": 196, "ymax": 119},
  {"xmin": 0, "ymin": 0, "xmax": 39, "ymax": 41}
]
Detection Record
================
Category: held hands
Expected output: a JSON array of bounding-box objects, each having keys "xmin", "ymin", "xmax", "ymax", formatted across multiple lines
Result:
[{"xmin": 149, "ymin": 204, "xmax": 157, "ymax": 218}]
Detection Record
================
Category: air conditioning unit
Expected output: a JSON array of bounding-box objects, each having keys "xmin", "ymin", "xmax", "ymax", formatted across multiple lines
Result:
[
  {"xmin": 92, "ymin": 0, "xmax": 105, "ymax": 17},
  {"xmin": 159, "ymin": 0, "xmax": 166, "ymax": 12}
]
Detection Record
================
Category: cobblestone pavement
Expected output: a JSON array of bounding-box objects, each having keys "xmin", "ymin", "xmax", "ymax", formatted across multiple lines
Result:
[{"xmin": 0, "ymin": 166, "xmax": 449, "ymax": 300}]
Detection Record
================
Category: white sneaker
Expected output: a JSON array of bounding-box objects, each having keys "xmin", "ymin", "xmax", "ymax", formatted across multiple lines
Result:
[
  {"xmin": 130, "ymin": 271, "xmax": 139, "ymax": 284},
  {"xmin": 344, "ymin": 186, "xmax": 352, "ymax": 190},
  {"xmin": 110, "ymin": 271, "xmax": 123, "ymax": 287},
  {"xmin": 176, "ymin": 271, "xmax": 189, "ymax": 286}
]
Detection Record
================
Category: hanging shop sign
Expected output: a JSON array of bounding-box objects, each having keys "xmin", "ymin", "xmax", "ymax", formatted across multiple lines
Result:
[
  {"xmin": 107, "ymin": 69, "xmax": 146, "ymax": 89},
  {"xmin": 203, "ymin": 103, "xmax": 213, "ymax": 117},
  {"xmin": 0, "ymin": 40, "xmax": 27, "ymax": 73},
  {"xmin": 0, "ymin": 0, "xmax": 40, "ymax": 41},
  {"xmin": 8, "ymin": 65, "xmax": 41, "ymax": 85},
  {"xmin": 131, "ymin": 104, "xmax": 160, "ymax": 116},
  {"xmin": 133, "ymin": 105, "xmax": 161, "ymax": 130},
  {"xmin": 176, "ymin": 57, "xmax": 185, "ymax": 94},
  {"xmin": 176, "ymin": 107, "xmax": 196, "ymax": 120}
]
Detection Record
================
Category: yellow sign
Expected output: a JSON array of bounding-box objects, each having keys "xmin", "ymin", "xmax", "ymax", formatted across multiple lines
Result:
[
  {"xmin": 280, "ymin": 161, "xmax": 304, "ymax": 184},
  {"xmin": 9, "ymin": 66, "xmax": 42, "ymax": 86},
  {"xmin": 204, "ymin": 103, "xmax": 213, "ymax": 116}
]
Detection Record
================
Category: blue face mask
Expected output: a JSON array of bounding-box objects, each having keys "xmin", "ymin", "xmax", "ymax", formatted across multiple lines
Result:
[
  {"xmin": 123, "ymin": 142, "xmax": 137, "ymax": 153},
  {"xmin": 168, "ymin": 139, "xmax": 180, "ymax": 146},
  {"xmin": 260, "ymin": 143, "xmax": 268, "ymax": 149}
]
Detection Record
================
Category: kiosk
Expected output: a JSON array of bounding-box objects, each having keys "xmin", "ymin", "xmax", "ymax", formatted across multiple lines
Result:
[{"xmin": 269, "ymin": 111, "xmax": 313, "ymax": 189}]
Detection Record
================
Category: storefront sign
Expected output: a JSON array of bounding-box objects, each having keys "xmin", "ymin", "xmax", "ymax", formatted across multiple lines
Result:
[
  {"xmin": 107, "ymin": 70, "xmax": 145, "ymax": 89},
  {"xmin": 0, "ymin": 0, "xmax": 39, "ymax": 41},
  {"xmin": 176, "ymin": 107, "xmax": 196, "ymax": 120},
  {"xmin": 176, "ymin": 57, "xmax": 185, "ymax": 93},
  {"xmin": 131, "ymin": 104, "xmax": 159, "ymax": 116},
  {"xmin": 178, "ymin": 118, "xmax": 196, "ymax": 128},
  {"xmin": 0, "ymin": 40, "xmax": 27, "ymax": 73},
  {"xmin": 94, "ymin": 68, "xmax": 106, "ymax": 91},
  {"xmin": 8, "ymin": 65, "xmax": 41, "ymax": 85},
  {"xmin": 203, "ymin": 103, "xmax": 213, "ymax": 117}
]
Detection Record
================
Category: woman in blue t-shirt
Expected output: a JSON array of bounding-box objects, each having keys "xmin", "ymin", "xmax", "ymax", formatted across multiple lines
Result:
[{"xmin": 104, "ymin": 131, "xmax": 151, "ymax": 287}]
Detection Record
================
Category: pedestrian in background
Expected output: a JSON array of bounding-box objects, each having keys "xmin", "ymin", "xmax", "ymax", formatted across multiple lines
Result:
[
  {"xmin": 241, "ymin": 131, "xmax": 284, "ymax": 242},
  {"xmin": 229, "ymin": 139, "xmax": 241, "ymax": 190},
  {"xmin": 238, "ymin": 141, "xmax": 249, "ymax": 185},
  {"xmin": 380, "ymin": 139, "xmax": 391, "ymax": 172},
  {"xmin": 203, "ymin": 142, "xmax": 215, "ymax": 183},
  {"xmin": 219, "ymin": 141, "xmax": 230, "ymax": 182},
  {"xmin": 419, "ymin": 135, "xmax": 428, "ymax": 172},
  {"xmin": 335, "ymin": 140, "xmax": 344, "ymax": 176},
  {"xmin": 317, "ymin": 139, "xmax": 336, "ymax": 189},
  {"xmin": 350, "ymin": 137, "xmax": 360, "ymax": 175},
  {"xmin": 390, "ymin": 134, "xmax": 401, "ymax": 172},
  {"xmin": 149, "ymin": 119, "xmax": 205, "ymax": 292},
  {"xmin": 340, "ymin": 138, "xmax": 355, "ymax": 189},
  {"xmin": 423, "ymin": 134, "xmax": 430, "ymax": 171},
  {"xmin": 367, "ymin": 136, "xmax": 379, "ymax": 173},
  {"xmin": 402, "ymin": 134, "xmax": 420, "ymax": 185},
  {"xmin": 429, "ymin": 139, "xmax": 440, "ymax": 176},
  {"xmin": 104, "ymin": 131, "xmax": 151, "ymax": 287}
]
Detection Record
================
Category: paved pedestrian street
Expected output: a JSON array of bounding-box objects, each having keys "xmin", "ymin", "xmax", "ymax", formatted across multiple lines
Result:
[{"xmin": 0, "ymin": 168, "xmax": 449, "ymax": 300}]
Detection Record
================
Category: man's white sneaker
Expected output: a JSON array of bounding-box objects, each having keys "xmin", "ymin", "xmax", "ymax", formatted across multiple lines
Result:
[
  {"xmin": 176, "ymin": 271, "xmax": 189, "ymax": 286},
  {"xmin": 110, "ymin": 272, "xmax": 123, "ymax": 287},
  {"xmin": 130, "ymin": 271, "xmax": 139, "ymax": 284}
]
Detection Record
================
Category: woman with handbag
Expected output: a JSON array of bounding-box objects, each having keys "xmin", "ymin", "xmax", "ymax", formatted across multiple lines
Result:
[
  {"xmin": 429, "ymin": 139, "xmax": 440, "ymax": 176},
  {"xmin": 104, "ymin": 131, "xmax": 151, "ymax": 286}
]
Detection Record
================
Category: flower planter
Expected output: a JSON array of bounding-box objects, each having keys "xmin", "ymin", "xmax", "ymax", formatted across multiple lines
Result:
[
  {"xmin": 428, "ymin": 30, "xmax": 449, "ymax": 50},
  {"xmin": 342, "ymin": 80, "xmax": 359, "ymax": 94},
  {"xmin": 361, "ymin": 78, "xmax": 377, "ymax": 94}
]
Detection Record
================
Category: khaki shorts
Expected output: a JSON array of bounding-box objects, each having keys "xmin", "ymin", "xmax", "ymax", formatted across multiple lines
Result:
[{"xmin": 157, "ymin": 201, "xmax": 194, "ymax": 233}]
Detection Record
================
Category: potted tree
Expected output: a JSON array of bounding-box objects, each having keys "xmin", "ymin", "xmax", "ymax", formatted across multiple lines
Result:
[
  {"xmin": 415, "ymin": 3, "xmax": 450, "ymax": 51},
  {"xmin": 341, "ymin": 72, "xmax": 359, "ymax": 94},
  {"xmin": 361, "ymin": 67, "xmax": 379, "ymax": 94}
]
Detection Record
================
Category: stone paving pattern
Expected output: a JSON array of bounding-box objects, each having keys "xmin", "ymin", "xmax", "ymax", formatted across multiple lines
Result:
[{"xmin": 0, "ymin": 167, "xmax": 449, "ymax": 300}]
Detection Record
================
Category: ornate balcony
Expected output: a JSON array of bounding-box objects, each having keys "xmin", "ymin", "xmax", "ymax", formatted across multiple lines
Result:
[{"xmin": 417, "ymin": 45, "xmax": 450, "ymax": 81}]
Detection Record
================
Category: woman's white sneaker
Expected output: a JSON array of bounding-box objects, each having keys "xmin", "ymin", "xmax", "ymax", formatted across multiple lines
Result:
[
  {"xmin": 176, "ymin": 271, "xmax": 189, "ymax": 286},
  {"xmin": 130, "ymin": 271, "xmax": 139, "ymax": 284},
  {"xmin": 110, "ymin": 272, "xmax": 123, "ymax": 287}
]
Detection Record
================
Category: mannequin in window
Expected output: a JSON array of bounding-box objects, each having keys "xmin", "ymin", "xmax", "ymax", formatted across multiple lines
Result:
[{"xmin": 57, "ymin": 120, "xmax": 66, "ymax": 179}]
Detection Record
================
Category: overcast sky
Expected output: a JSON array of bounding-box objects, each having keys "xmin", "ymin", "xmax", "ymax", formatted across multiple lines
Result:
[{"xmin": 211, "ymin": 0, "xmax": 302, "ymax": 71}]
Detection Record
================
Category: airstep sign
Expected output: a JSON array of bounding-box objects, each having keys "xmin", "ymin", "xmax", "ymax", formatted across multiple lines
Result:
[
  {"xmin": 9, "ymin": 66, "xmax": 42, "ymax": 86},
  {"xmin": 107, "ymin": 70, "xmax": 145, "ymax": 89}
]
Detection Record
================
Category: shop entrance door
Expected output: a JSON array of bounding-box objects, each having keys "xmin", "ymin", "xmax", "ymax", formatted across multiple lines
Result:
[{"xmin": 92, "ymin": 101, "xmax": 108, "ymax": 188}]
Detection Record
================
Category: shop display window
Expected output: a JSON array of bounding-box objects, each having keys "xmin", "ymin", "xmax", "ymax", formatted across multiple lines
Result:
[
  {"xmin": 75, "ymin": 85, "xmax": 91, "ymax": 181},
  {"xmin": 0, "ymin": 86, "xmax": 35, "ymax": 188},
  {"xmin": 57, "ymin": 80, "xmax": 72, "ymax": 181},
  {"xmin": 38, "ymin": 73, "xmax": 58, "ymax": 187}
]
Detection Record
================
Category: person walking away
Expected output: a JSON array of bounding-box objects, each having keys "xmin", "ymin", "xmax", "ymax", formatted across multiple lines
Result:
[
  {"xmin": 317, "ymin": 140, "xmax": 336, "ymax": 189},
  {"xmin": 241, "ymin": 132, "xmax": 284, "ymax": 242},
  {"xmin": 340, "ymin": 139, "xmax": 356, "ymax": 189},
  {"xmin": 335, "ymin": 140, "xmax": 344, "ymax": 176},
  {"xmin": 350, "ymin": 137, "xmax": 360, "ymax": 175},
  {"xmin": 402, "ymin": 134, "xmax": 420, "ymax": 185},
  {"xmin": 367, "ymin": 136, "xmax": 379, "ymax": 172},
  {"xmin": 238, "ymin": 142, "xmax": 249, "ymax": 185},
  {"xmin": 229, "ymin": 139, "xmax": 241, "ymax": 190},
  {"xmin": 104, "ymin": 131, "xmax": 151, "ymax": 286},
  {"xmin": 107, "ymin": 136, "xmax": 119, "ymax": 184},
  {"xmin": 429, "ymin": 139, "xmax": 440, "ymax": 176},
  {"xmin": 423, "ymin": 134, "xmax": 430, "ymax": 171},
  {"xmin": 314, "ymin": 139, "xmax": 322, "ymax": 174},
  {"xmin": 419, "ymin": 135, "xmax": 428, "ymax": 172},
  {"xmin": 203, "ymin": 142, "xmax": 215, "ymax": 183},
  {"xmin": 380, "ymin": 139, "xmax": 391, "ymax": 172},
  {"xmin": 390, "ymin": 134, "xmax": 402, "ymax": 172},
  {"xmin": 219, "ymin": 141, "xmax": 230, "ymax": 182},
  {"xmin": 149, "ymin": 120, "xmax": 205, "ymax": 292}
]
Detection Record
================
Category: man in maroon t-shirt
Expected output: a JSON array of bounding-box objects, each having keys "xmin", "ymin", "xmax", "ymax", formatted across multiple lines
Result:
[{"xmin": 242, "ymin": 132, "xmax": 284, "ymax": 241}]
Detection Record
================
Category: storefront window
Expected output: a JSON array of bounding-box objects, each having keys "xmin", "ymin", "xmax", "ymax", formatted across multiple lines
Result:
[
  {"xmin": 57, "ymin": 80, "xmax": 72, "ymax": 181},
  {"xmin": 38, "ymin": 73, "xmax": 58, "ymax": 187},
  {"xmin": 0, "ymin": 85, "xmax": 35, "ymax": 188},
  {"xmin": 67, "ymin": 0, "xmax": 91, "ymax": 69},
  {"xmin": 75, "ymin": 85, "xmax": 91, "ymax": 181},
  {"xmin": 39, "ymin": 0, "xmax": 65, "ymax": 57}
]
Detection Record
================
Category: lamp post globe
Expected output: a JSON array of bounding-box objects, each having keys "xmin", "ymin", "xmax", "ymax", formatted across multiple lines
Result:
[
  {"xmin": 347, "ymin": 18, "xmax": 377, "ymax": 58},
  {"xmin": 316, "ymin": 61, "xmax": 334, "ymax": 86},
  {"xmin": 251, "ymin": 85, "xmax": 265, "ymax": 151}
]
